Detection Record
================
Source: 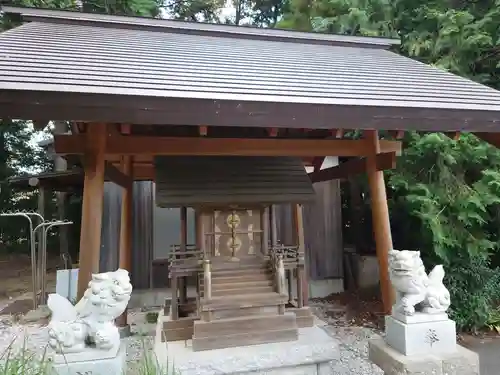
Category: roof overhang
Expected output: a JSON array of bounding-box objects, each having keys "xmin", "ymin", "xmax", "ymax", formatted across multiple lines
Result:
[{"xmin": 1, "ymin": 7, "xmax": 499, "ymax": 132}]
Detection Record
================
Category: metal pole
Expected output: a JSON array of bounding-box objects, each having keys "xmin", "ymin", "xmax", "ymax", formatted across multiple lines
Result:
[
  {"xmin": 40, "ymin": 220, "xmax": 73, "ymax": 305},
  {"xmin": 0, "ymin": 211, "xmax": 44, "ymax": 309}
]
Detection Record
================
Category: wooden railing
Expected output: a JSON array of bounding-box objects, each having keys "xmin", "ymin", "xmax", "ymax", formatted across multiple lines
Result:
[
  {"xmin": 168, "ymin": 244, "xmax": 204, "ymax": 275},
  {"xmin": 268, "ymin": 244, "xmax": 305, "ymax": 309}
]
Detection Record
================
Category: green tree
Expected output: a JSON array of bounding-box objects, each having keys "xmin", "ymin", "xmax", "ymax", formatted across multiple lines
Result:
[{"xmin": 279, "ymin": 0, "xmax": 500, "ymax": 330}]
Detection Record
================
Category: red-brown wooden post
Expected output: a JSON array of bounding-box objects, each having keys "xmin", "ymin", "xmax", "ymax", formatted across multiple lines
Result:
[
  {"xmin": 77, "ymin": 123, "xmax": 107, "ymax": 300},
  {"xmin": 364, "ymin": 129, "xmax": 395, "ymax": 315}
]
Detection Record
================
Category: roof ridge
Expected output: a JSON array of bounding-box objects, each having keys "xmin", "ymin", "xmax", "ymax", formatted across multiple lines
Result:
[{"xmin": 1, "ymin": 5, "xmax": 400, "ymax": 48}]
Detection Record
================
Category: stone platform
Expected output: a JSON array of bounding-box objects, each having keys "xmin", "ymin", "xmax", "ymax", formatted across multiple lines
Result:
[
  {"xmin": 369, "ymin": 338, "xmax": 480, "ymax": 375},
  {"xmin": 50, "ymin": 343, "xmax": 126, "ymax": 375},
  {"xmin": 154, "ymin": 321, "xmax": 340, "ymax": 375}
]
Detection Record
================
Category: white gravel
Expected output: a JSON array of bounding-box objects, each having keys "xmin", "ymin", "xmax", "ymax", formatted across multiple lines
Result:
[
  {"xmin": 0, "ymin": 301, "xmax": 384, "ymax": 374},
  {"xmin": 311, "ymin": 300, "xmax": 384, "ymax": 375}
]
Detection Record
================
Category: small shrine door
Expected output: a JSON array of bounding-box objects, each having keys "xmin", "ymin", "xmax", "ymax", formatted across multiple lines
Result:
[{"xmin": 205, "ymin": 208, "xmax": 263, "ymax": 259}]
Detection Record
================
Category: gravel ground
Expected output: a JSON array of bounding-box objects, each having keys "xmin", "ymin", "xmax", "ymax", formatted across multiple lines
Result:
[
  {"xmin": 0, "ymin": 300, "xmax": 384, "ymax": 375},
  {"xmin": 311, "ymin": 300, "xmax": 384, "ymax": 375}
]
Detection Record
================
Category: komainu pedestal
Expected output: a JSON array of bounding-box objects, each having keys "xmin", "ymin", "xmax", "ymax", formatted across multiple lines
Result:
[
  {"xmin": 46, "ymin": 269, "xmax": 132, "ymax": 375},
  {"xmin": 368, "ymin": 250, "xmax": 480, "ymax": 375}
]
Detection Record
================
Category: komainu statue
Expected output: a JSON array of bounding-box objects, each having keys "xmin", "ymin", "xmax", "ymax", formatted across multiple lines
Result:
[
  {"xmin": 388, "ymin": 250, "xmax": 451, "ymax": 316},
  {"xmin": 47, "ymin": 269, "xmax": 133, "ymax": 354}
]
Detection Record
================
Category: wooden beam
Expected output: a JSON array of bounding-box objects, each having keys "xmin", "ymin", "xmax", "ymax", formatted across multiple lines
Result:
[
  {"xmin": 364, "ymin": 130, "xmax": 394, "ymax": 315},
  {"xmin": 77, "ymin": 123, "xmax": 107, "ymax": 300},
  {"xmin": 54, "ymin": 135, "xmax": 402, "ymax": 157},
  {"xmin": 330, "ymin": 129, "xmax": 344, "ymax": 138},
  {"xmin": 120, "ymin": 124, "xmax": 132, "ymax": 135},
  {"xmin": 267, "ymin": 128, "xmax": 279, "ymax": 137},
  {"xmin": 33, "ymin": 119, "xmax": 49, "ymax": 131},
  {"xmin": 199, "ymin": 126, "xmax": 208, "ymax": 136},
  {"xmin": 443, "ymin": 132, "xmax": 461, "ymax": 141},
  {"xmin": 116, "ymin": 155, "xmax": 133, "ymax": 327},
  {"xmin": 104, "ymin": 162, "xmax": 133, "ymax": 188},
  {"xmin": 474, "ymin": 132, "xmax": 500, "ymax": 148},
  {"xmin": 311, "ymin": 157, "xmax": 325, "ymax": 172},
  {"xmin": 309, "ymin": 152, "xmax": 396, "ymax": 183},
  {"xmin": 388, "ymin": 130, "xmax": 405, "ymax": 140}
]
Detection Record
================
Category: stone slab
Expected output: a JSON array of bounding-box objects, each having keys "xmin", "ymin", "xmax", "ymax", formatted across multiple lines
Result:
[
  {"xmin": 51, "ymin": 344, "xmax": 120, "ymax": 365},
  {"xmin": 391, "ymin": 309, "xmax": 449, "ymax": 324},
  {"xmin": 56, "ymin": 269, "xmax": 79, "ymax": 302},
  {"xmin": 369, "ymin": 338, "xmax": 480, "ymax": 375},
  {"xmin": 154, "ymin": 325, "xmax": 339, "ymax": 375},
  {"xmin": 385, "ymin": 315, "xmax": 456, "ymax": 356},
  {"xmin": 51, "ymin": 343, "xmax": 126, "ymax": 375}
]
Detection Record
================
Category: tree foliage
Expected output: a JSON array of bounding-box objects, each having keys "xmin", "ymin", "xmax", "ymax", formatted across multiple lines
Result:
[{"xmin": 278, "ymin": 0, "xmax": 500, "ymax": 331}]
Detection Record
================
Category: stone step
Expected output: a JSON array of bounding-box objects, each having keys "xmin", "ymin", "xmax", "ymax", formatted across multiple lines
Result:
[
  {"xmin": 193, "ymin": 313, "xmax": 296, "ymax": 338},
  {"xmin": 296, "ymin": 315, "xmax": 315, "ymax": 328},
  {"xmin": 192, "ymin": 327, "xmax": 298, "ymax": 351},
  {"xmin": 201, "ymin": 293, "xmax": 287, "ymax": 312}
]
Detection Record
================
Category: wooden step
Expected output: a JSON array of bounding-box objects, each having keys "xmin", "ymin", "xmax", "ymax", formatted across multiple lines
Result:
[
  {"xmin": 210, "ymin": 285, "xmax": 274, "ymax": 296},
  {"xmin": 211, "ymin": 268, "xmax": 270, "ymax": 277},
  {"xmin": 201, "ymin": 293, "xmax": 287, "ymax": 311},
  {"xmin": 194, "ymin": 313, "xmax": 296, "ymax": 338},
  {"xmin": 204, "ymin": 274, "xmax": 272, "ymax": 284},
  {"xmin": 212, "ymin": 280, "xmax": 273, "ymax": 290},
  {"xmin": 192, "ymin": 327, "xmax": 298, "ymax": 351}
]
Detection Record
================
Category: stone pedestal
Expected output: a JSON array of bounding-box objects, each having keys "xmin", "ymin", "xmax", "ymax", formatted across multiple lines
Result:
[
  {"xmin": 385, "ymin": 314, "xmax": 456, "ymax": 356},
  {"xmin": 369, "ymin": 311, "xmax": 479, "ymax": 375},
  {"xmin": 369, "ymin": 338, "xmax": 480, "ymax": 375},
  {"xmin": 51, "ymin": 344, "xmax": 126, "ymax": 375}
]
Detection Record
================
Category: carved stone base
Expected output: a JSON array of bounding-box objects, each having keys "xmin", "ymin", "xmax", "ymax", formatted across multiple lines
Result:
[
  {"xmin": 51, "ymin": 343, "xmax": 126, "ymax": 375},
  {"xmin": 369, "ymin": 338, "xmax": 479, "ymax": 375},
  {"xmin": 385, "ymin": 315, "xmax": 456, "ymax": 356}
]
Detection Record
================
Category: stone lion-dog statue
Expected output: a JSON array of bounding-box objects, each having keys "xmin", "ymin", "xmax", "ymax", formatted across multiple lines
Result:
[
  {"xmin": 47, "ymin": 269, "xmax": 133, "ymax": 354},
  {"xmin": 388, "ymin": 249, "xmax": 450, "ymax": 316}
]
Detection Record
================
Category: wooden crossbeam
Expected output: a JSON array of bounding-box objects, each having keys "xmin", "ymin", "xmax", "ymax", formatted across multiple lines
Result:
[
  {"xmin": 267, "ymin": 128, "xmax": 279, "ymax": 137},
  {"xmin": 308, "ymin": 152, "xmax": 396, "ymax": 183},
  {"xmin": 311, "ymin": 157, "xmax": 325, "ymax": 172},
  {"xmin": 474, "ymin": 132, "xmax": 500, "ymax": 147},
  {"xmin": 104, "ymin": 162, "xmax": 132, "ymax": 188},
  {"xmin": 54, "ymin": 135, "xmax": 402, "ymax": 157}
]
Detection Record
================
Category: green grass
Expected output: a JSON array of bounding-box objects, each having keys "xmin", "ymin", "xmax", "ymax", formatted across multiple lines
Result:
[
  {"xmin": 0, "ymin": 337, "xmax": 51, "ymax": 375},
  {"xmin": 0, "ymin": 334, "xmax": 176, "ymax": 375}
]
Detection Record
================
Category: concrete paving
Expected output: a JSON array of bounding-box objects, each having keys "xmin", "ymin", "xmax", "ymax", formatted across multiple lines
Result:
[{"xmin": 462, "ymin": 336, "xmax": 500, "ymax": 375}]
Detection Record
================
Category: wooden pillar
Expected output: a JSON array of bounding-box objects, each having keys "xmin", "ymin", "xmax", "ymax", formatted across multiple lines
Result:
[
  {"xmin": 364, "ymin": 130, "xmax": 394, "ymax": 315},
  {"xmin": 270, "ymin": 205, "xmax": 278, "ymax": 247},
  {"xmin": 116, "ymin": 156, "xmax": 133, "ymax": 327},
  {"xmin": 179, "ymin": 206, "xmax": 188, "ymax": 304},
  {"xmin": 293, "ymin": 204, "xmax": 308, "ymax": 306},
  {"xmin": 171, "ymin": 272, "xmax": 179, "ymax": 320},
  {"xmin": 195, "ymin": 210, "xmax": 205, "ymax": 256},
  {"xmin": 77, "ymin": 123, "xmax": 107, "ymax": 301},
  {"xmin": 261, "ymin": 207, "xmax": 269, "ymax": 255}
]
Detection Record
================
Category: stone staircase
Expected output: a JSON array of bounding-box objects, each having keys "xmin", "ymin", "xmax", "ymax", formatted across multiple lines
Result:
[{"xmin": 193, "ymin": 257, "xmax": 299, "ymax": 351}]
